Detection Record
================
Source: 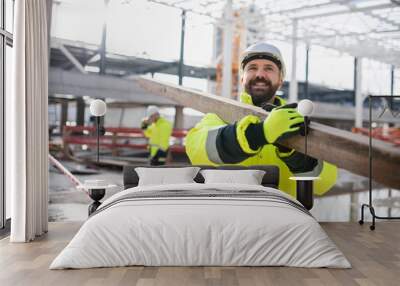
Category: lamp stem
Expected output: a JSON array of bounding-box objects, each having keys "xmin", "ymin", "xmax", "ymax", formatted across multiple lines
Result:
[
  {"xmin": 96, "ymin": 116, "xmax": 100, "ymax": 163},
  {"xmin": 304, "ymin": 116, "xmax": 308, "ymax": 157}
]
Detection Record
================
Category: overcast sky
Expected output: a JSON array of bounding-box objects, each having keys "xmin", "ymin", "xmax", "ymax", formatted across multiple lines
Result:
[{"xmin": 52, "ymin": 0, "xmax": 398, "ymax": 95}]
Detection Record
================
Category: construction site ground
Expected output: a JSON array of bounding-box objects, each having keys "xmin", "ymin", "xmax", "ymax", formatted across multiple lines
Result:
[{"xmin": 48, "ymin": 158, "xmax": 400, "ymax": 223}]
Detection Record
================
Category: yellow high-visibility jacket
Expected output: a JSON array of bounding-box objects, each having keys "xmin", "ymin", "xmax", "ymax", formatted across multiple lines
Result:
[
  {"xmin": 143, "ymin": 117, "xmax": 173, "ymax": 157},
  {"xmin": 185, "ymin": 92, "xmax": 337, "ymax": 197}
]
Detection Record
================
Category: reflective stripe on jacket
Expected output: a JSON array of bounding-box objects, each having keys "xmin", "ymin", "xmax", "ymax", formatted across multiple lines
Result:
[{"xmin": 185, "ymin": 92, "xmax": 337, "ymax": 197}]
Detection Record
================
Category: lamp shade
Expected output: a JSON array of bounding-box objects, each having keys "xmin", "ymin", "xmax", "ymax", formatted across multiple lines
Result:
[
  {"xmin": 297, "ymin": 99, "xmax": 314, "ymax": 116},
  {"xmin": 90, "ymin": 99, "xmax": 107, "ymax": 117}
]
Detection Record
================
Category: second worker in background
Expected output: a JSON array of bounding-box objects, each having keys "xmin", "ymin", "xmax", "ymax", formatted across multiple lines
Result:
[{"xmin": 141, "ymin": 105, "xmax": 173, "ymax": 166}]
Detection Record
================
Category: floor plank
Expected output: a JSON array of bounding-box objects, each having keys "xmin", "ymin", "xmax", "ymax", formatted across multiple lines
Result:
[{"xmin": 0, "ymin": 222, "xmax": 399, "ymax": 286}]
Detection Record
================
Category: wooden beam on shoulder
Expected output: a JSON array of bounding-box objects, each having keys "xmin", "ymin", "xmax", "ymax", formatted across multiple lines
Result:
[{"xmin": 135, "ymin": 77, "xmax": 400, "ymax": 189}]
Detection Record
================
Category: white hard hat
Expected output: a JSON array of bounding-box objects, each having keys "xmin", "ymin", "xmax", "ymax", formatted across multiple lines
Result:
[
  {"xmin": 240, "ymin": 42, "xmax": 286, "ymax": 78},
  {"xmin": 146, "ymin": 105, "xmax": 160, "ymax": 117}
]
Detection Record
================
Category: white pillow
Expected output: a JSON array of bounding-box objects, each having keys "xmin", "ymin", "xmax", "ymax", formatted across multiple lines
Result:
[
  {"xmin": 135, "ymin": 167, "xmax": 200, "ymax": 186},
  {"xmin": 200, "ymin": 169, "xmax": 266, "ymax": 185}
]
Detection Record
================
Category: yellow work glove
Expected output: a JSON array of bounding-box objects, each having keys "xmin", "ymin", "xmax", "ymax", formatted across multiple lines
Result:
[
  {"xmin": 141, "ymin": 118, "xmax": 150, "ymax": 130},
  {"xmin": 263, "ymin": 104, "xmax": 304, "ymax": 144}
]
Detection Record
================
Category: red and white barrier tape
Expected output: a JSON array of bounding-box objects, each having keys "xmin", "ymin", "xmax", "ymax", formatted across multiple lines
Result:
[{"xmin": 48, "ymin": 154, "xmax": 88, "ymax": 194}]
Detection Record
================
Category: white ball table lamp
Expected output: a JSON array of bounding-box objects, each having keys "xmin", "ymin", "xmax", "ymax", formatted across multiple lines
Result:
[{"xmin": 289, "ymin": 99, "xmax": 319, "ymax": 210}]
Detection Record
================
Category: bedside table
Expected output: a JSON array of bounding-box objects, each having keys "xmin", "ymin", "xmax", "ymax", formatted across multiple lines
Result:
[
  {"xmin": 79, "ymin": 181, "xmax": 116, "ymax": 216},
  {"xmin": 289, "ymin": 177, "xmax": 320, "ymax": 210}
]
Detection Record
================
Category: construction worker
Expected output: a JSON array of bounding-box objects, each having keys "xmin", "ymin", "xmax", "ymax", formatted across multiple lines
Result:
[
  {"xmin": 185, "ymin": 42, "xmax": 337, "ymax": 197},
  {"xmin": 141, "ymin": 105, "xmax": 173, "ymax": 165}
]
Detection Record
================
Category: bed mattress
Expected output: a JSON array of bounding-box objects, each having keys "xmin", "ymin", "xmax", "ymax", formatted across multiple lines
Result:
[{"xmin": 50, "ymin": 183, "xmax": 350, "ymax": 269}]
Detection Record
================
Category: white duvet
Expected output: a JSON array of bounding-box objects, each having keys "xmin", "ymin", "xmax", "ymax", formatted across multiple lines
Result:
[{"xmin": 50, "ymin": 183, "xmax": 351, "ymax": 269}]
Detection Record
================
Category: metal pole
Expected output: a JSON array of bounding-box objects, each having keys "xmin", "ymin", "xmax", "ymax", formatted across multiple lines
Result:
[
  {"xmin": 174, "ymin": 106, "xmax": 184, "ymax": 129},
  {"xmin": 289, "ymin": 19, "xmax": 298, "ymax": 103},
  {"xmin": 353, "ymin": 57, "xmax": 357, "ymax": 106},
  {"xmin": 369, "ymin": 95, "xmax": 372, "ymax": 206},
  {"xmin": 100, "ymin": 0, "xmax": 110, "ymax": 75},
  {"xmin": 355, "ymin": 57, "xmax": 363, "ymax": 128},
  {"xmin": 76, "ymin": 97, "xmax": 85, "ymax": 126},
  {"xmin": 178, "ymin": 10, "xmax": 186, "ymax": 86},
  {"xmin": 47, "ymin": 0, "xmax": 53, "ymax": 64},
  {"xmin": 97, "ymin": 116, "xmax": 100, "ymax": 163},
  {"xmin": 99, "ymin": 23, "xmax": 107, "ymax": 74},
  {"xmin": 221, "ymin": 0, "xmax": 233, "ymax": 98},
  {"xmin": 305, "ymin": 45, "xmax": 309, "ymax": 99},
  {"xmin": 304, "ymin": 116, "xmax": 308, "ymax": 157},
  {"xmin": 60, "ymin": 101, "xmax": 68, "ymax": 135},
  {"xmin": 390, "ymin": 65, "xmax": 394, "ymax": 97}
]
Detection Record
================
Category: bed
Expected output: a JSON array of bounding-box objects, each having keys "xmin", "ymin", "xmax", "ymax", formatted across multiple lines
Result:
[{"xmin": 50, "ymin": 165, "xmax": 350, "ymax": 269}]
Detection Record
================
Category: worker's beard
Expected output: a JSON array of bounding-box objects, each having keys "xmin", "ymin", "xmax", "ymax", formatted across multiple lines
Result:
[{"xmin": 244, "ymin": 77, "xmax": 280, "ymax": 107}]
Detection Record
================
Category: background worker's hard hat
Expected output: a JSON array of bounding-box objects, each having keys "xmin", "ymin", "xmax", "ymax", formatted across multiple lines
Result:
[
  {"xmin": 240, "ymin": 42, "xmax": 286, "ymax": 78},
  {"xmin": 146, "ymin": 105, "xmax": 160, "ymax": 117}
]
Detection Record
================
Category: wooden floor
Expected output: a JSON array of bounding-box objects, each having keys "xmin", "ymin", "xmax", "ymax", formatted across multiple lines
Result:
[{"xmin": 0, "ymin": 222, "xmax": 399, "ymax": 286}]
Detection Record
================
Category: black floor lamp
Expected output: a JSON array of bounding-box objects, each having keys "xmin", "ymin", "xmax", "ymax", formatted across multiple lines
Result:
[
  {"xmin": 290, "ymin": 99, "xmax": 318, "ymax": 210},
  {"xmin": 297, "ymin": 99, "xmax": 315, "ymax": 157},
  {"xmin": 87, "ymin": 99, "xmax": 107, "ymax": 215},
  {"xmin": 89, "ymin": 99, "xmax": 107, "ymax": 162}
]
